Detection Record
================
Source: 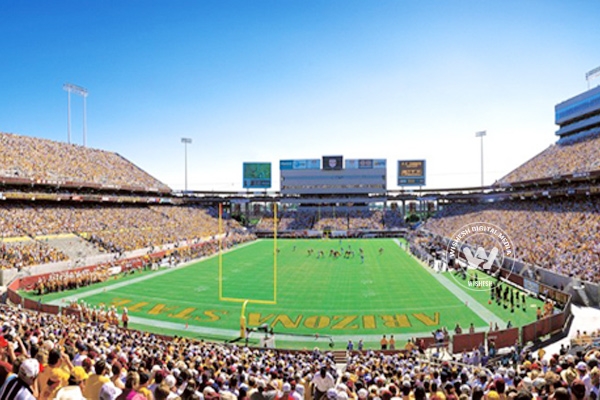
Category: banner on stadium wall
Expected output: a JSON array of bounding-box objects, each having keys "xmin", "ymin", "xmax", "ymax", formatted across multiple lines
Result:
[
  {"xmin": 5, "ymin": 192, "xmax": 31, "ymax": 200},
  {"xmin": 306, "ymin": 230, "xmax": 322, "ymax": 237},
  {"xmin": 108, "ymin": 266, "xmax": 122, "ymax": 276},
  {"xmin": 33, "ymin": 193, "xmax": 55, "ymax": 200},
  {"xmin": 345, "ymin": 159, "xmax": 386, "ymax": 169},
  {"xmin": 323, "ymin": 156, "xmax": 343, "ymax": 170},
  {"xmin": 296, "ymin": 159, "xmax": 320, "ymax": 170},
  {"xmin": 523, "ymin": 278, "xmax": 540, "ymax": 295},
  {"xmin": 243, "ymin": 162, "xmax": 272, "ymax": 189},
  {"xmin": 358, "ymin": 159, "xmax": 373, "ymax": 169},
  {"xmin": 373, "ymin": 159, "xmax": 386, "ymax": 169},
  {"xmin": 330, "ymin": 230, "xmax": 348, "ymax": 237},
  {"xmin": 280, "ymin": 159, "xmax": 321, "ymax": 170},
  {"xmin": 345, "ymin": 159, "xmax": 359, "ymax": 169},
  {"xmin": 280, "ymin": 160, "xmax": 293, "ymax": 170}
]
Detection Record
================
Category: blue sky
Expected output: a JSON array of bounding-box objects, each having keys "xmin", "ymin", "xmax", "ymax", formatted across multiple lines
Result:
[{"xmin": 1, "ymin": 1, "xmax": 599, "ymax": 191}]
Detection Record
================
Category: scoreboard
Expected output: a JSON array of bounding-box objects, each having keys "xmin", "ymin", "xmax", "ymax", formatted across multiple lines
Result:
[
  {"xmin": 398, "ymin": 160, "xmax": 426, "ymax": 186},
  {"xmin": 243, "ymin": 162, "xmax": 272, "ymax": 189}
]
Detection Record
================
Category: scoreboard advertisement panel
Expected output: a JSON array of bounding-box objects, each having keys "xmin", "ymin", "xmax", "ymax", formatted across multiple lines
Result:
[
  {"xmin": 345, "ymin": 159, "xmax": 387, "ymax": 169},
  {"xmin": 323, "ymin": 156, "xmax": 343, "ymax": 170},
  {"xmin": 373, "ymin": 159, "xmax": 386, "ymax": 169},
  {"xmin": 243, "ymin": 162, "xmax": 272, "ymax": 189},
  {"xmin": 398, "ymin": 160, "xmax": 426, "ymax": 186},
  {"xmin": 280, "ymin": 159, "xmax": 321, "ymax": 170}
]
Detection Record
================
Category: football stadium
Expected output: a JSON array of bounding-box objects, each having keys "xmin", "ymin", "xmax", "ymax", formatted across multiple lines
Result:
[
  {"xmin": 3, "ymin": 3, "xmax": 600, "ymax": 400},
  {"xmin": 3, "ymin": 79, "xmax": 600, "ymax": 395}
]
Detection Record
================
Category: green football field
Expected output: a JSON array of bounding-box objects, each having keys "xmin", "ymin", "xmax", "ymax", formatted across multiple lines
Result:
[{"xmin": 32, "ymin": 238, "xmax": 544, "ymax": 349}]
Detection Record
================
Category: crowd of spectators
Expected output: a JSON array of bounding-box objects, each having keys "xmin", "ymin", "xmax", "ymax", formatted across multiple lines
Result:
[
  {"xmin": 84, "ymin": 205, "xmax": 230, "ymax": 253},
  {"xmin": 313, "ymin": 215, "xmax": 349, "ymax": 232},
  {"xmin": 0, "ymin": 241, "xmax": 68, "ymax": 270},
  {"xmin": 279, "ymin": 211, "xmax": 316, "ymax": 231},
  {"xmin": 256, "ymin": 210, "xmax": 406, "ymax": 232},
  {"xmin": 1, "ymin": 303, "xmax": 600, "ymax": 400},
  {"xmin": 421, "ymin": 198, "xmax": 600, "ymax": 283},
  {"xmin": 345, "ymin": 211, "xmax": 382, "ymax": 231},
  {"xmin": 498, "ymin": 132, "xmax": 600, "ymax": 185},
  {"xmin": 0, "ymin": 203, "xmax": 249, "ymax": 269},
  {"xmin": 572, "ymin": 330, "xmax": 600, "ymax": 348},
  {"xmin": 0, "ymin": 199, "xmax": 408, "ymax": 269},
  {"xmin": 255, "ymin": 210, "xmax": 316, "ymax": 232},
  {"xmin": 382, "ymin": 210, "xmax": 407, "ymax": 230},
  {"xmin": 0, "ymin": 132, "xmax": 170, "ymax": 191}
]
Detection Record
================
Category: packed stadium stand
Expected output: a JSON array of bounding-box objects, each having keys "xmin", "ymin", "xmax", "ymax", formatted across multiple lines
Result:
[
  {"xmin": 277, "ymin": 210, "xmax": 315, "ymax": 231},
  {"xmin": 0, "ymin": 203, "xmax": 246, "ymax": 269},
  {"xmin": 0, "ymin": 240, "xmax": 69, "ymax": 270},
  {"xmin": 0, "ymin": 132, "xmax": 170, "ymax": 192},
  {"xmin": 497, "ymin": 84, "xmax": 600, "ymax": 186},
  {"xmin": 421, "ymin": 198, "xmax": 600, "ymax": 283},
  {"xmin": 497, "ymin": 132, "xmax": 600, "ymax": 185},
  {"xmin": 0, "ymin": 302, "xmax": 598, "ymax": 400},
  {"xmin": 255, "ymin": 209, "xmax": 406, "ymax": 232}
]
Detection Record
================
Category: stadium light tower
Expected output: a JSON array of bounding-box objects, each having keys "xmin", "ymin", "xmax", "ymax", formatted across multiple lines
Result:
[
  {"xmin": 586, "ymin": 66, "xmax": 600, "ymax": 89},
  {"xmin": 181, "ymin": 138, "xmax": 192, "ymax": 192},
  {"xmin": 63, "ymin": 83, "xmax": 89, "ymax": 146},
  {"xmin": 475, "ymin": 130, "xmax": 487, "ymax": 187}
]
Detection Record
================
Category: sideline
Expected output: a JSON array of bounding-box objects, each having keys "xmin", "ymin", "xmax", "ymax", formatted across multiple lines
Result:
[
  {"xmin": 127, "ymin": 314, "xmax": 491, "ymax": 343},
  {"xmin": 397, "ymin": 240, "xmax": 505, "ymax": 327}
]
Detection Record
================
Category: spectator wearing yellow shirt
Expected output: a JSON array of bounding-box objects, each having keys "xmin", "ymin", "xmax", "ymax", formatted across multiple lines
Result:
[
  {"xmin": 37, "ymin": 348, "xmax": 72, "ymax": 400},
  {"xmin": 84, "ymin": 359, "xmax": 111, "ymax": 400}
]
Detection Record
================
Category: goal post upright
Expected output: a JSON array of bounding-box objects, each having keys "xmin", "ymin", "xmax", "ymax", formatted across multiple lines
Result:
[
  {"xmin": 273, "ymin": 202, "xmax": 278, "ymax": 304},
  {"xmin": 218, "ymin": 203, "xmax": 223, "ymax": 300},
  {"xmin": 240, "ymin": 299, "xmax": 249, "ymax": 338}
]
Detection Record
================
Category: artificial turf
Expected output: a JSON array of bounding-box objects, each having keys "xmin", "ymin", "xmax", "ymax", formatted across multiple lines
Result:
[{"xmin": 28, "ymin": 238, "xmax": 544, "ymax": 348}]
